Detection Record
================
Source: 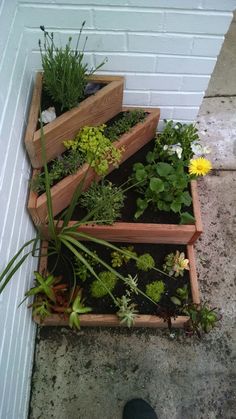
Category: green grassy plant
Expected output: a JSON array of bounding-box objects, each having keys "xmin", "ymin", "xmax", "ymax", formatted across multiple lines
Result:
[
  {"xmin": 104, "ymin": 109, "xmax": 146, "ymax": 142},
  {"xmin": 80, "ymin": 180, "xmax": 125, "ymax": 224},
  {"xmin": 39, "ymin": 24, "xmax": 105, "ymax": 111}
]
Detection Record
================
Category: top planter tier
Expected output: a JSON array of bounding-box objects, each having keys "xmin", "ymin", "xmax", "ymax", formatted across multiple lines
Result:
[{"xmin": 24, "ymin": 72, "xmax": 124, "ymax": 168}]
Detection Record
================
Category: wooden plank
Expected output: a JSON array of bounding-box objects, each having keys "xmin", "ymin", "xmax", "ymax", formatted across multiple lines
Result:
[
  {"xmin": 187, "ymin": 244, "xmax": 200, "ymax": 304},
  {"xmin": 34, "ymin": 313, "xmax": 189, "ymax": 328},
  {"xmin": 189, "ymin": 180, "xmax": 203, "ymax": 244},
  {"xmin": 24, "ymin": 73, "xmax": 43, "ymax": 165},
  {"xmin": 74, "ymin": 222, "xmax": 195, "ymax": 244},
  {"xmin": 28, "ymin": 108, "xmax": 160, "ymax": 225},
  {"xmin": 29, "ymin": 73, "xmax": 124, "ymax": 167}
]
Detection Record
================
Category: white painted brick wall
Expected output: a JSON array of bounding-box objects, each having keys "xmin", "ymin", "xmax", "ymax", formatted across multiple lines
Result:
[
  {"xmin": 19, "ymin": 0, "xmax": 236, "ymax": 124},
  {"xmin": 0, "ymin": 1, "xmax": 235, "ymax": 418},
  {"xmin": 0, "ymin": 3, "xmax": 36, "ymax": 419}
]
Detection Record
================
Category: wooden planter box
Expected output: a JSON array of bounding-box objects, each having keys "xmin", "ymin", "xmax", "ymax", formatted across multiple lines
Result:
[
  {"xmin": 25, "ymin": 72, "xmax": 124, "ymax": 168},
  {"xmin": 39, "ymin": 180, "xmax": 202, "ymax": 245},
  {"xmin": 28, "ymin": 108, "xmax": 160, "ymax": 226},
  {"xmin": 34, "ymin": 242, "xmax": 200, "ymax": 328},
  {"xmin": 72, "ymin": 180, "xmax": 203, "ymax": 245}
]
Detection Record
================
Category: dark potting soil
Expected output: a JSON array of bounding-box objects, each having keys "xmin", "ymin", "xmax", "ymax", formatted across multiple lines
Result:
[
  {"xmin": 70, "ymin": 139, "xmax": 194, "ymax": 224},
  {"xmin": 48, "ymin": 242, "xmax": 190, "ymax": 316},
  {"xmin": 36, "ymin": 81, "xmax": 106, "ymax": 130}
]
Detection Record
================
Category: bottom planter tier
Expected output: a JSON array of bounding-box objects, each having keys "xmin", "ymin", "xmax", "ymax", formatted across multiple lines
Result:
[{"xmin": 33, "ymin": 241, "xmax": 200, "ymax": 329}]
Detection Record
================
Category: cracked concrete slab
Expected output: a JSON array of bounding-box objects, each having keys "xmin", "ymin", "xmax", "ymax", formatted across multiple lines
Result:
[
  {"xmin": 29, "ymin": 172, "xmax": 236, "ymax": 419},
  {"xmin": 197, "ymin": 97, "xmax": 236, "ymax": 170}
]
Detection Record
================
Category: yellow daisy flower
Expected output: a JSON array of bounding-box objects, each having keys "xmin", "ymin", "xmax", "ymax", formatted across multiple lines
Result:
[{"xmin": 189, "ymin": 157, "xmax": 212, "ymax": 176}]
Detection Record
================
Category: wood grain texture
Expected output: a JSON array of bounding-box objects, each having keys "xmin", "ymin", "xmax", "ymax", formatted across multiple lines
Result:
[
  {"xmin": 187, "ymin": 244, "xmax": 200, "ymax": 305},
  {"xmin": 28, "ymin": 108, "xmax": 160, "ymax": 226},
  {"xmin": 24, "ymin": 72, "xmax": 43, "ymax": 165},
  {"xmin": 34, "ymin": 241, "xmax": 199, "ymax": 328},
  {"xmin": 189, "ymin": 180, "xmax": 203, "ymax": 244},
  {"xmin": 38, "ymin": 179, "xmax": 201, "ymax": 245},
  {"xmin": 25, "ymin": 72, "xmax": 124, "ymax": 168}
]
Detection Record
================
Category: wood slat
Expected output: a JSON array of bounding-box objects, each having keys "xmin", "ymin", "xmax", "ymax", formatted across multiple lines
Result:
[{"xmin": 25, "ymin": 72, "xmax": 124, "ymax": 168}]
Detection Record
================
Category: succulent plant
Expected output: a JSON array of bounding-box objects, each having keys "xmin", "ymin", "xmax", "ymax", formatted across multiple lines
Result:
[
  {"xmin": 136, "ymin": 253, "xmax": 155, "ymax": 272},
  {"xmin": 90, "ymin": 271, "xmax": 117, "ymax": 298},
  {"xmin": 145, "ymin": 280, "xmax": 165, "ymax": 303},
  {"xmin": 116, "ymin": 295, "xmax": 138, "ymax": 328},
  {"xmin": 163, "ymin": 250, "xmax": 189, "ymax": 277}
]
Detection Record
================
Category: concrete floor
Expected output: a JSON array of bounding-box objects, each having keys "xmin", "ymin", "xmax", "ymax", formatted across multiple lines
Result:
[
  {"xmin": 29, "ymin": 16, "xmax": 236, "ymax": 419},
  {"xmin": 28, "ymin": 98, "xmax": 236, "ymax": 419}
]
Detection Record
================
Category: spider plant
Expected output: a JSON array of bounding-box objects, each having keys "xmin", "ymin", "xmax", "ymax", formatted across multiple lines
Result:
[{"xmin": 0, "ymin": 116, "xmax": 171, "ymax": 328}]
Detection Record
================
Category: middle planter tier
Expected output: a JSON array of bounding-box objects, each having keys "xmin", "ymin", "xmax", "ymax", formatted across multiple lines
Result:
[
  {"xmin": 40, "ymin": 179, "xmax": 202, "ymax": 245},
  {"xmin": 28, "ymin": 107, "xmax": 160, "ymax": 226}
]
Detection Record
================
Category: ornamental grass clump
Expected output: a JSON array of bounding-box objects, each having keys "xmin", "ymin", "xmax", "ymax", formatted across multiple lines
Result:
[
  {"xmin": 39, "ymin": 23, "xmax": 106, "ymax": 111},
  {"xmin": 80, "ymin": 181, "xmax": 125, "ymax": 225},
  {"xmin": 104, "ymin": 109, "xmax": 146, "ymax": 142}
]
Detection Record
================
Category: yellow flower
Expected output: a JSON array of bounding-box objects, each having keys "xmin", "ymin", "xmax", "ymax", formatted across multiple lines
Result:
[{"xmin": 189, "ymin": 157, "xmax": 212, "ymax": 176}]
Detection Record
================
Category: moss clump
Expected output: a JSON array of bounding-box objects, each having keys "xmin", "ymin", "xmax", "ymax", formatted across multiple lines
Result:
[
  {"xmin": 146, "ymin": 281, "xmax": 165, "ymax": 303},
  {"xmin": 90, "ymin": 271, "xmax": 117, "ymax": 298},
  {"xmin": 136, "ymin": 253, "xmax": 155, "ymax": 271}
]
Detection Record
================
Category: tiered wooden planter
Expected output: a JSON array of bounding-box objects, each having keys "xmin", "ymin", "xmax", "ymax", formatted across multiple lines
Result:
[
  {"xmin": 39, "ymin": 180, "xmax": 202, "ymax": 245},
  {"xmin": 25, "ymin": 72, "xmax": 124, "ymax": 168},
  {"xmin": 28, "ymin": 107, "xmax": 160, "ymax": 226},
  {"xmin": 34, "ymin": 241, "xmax": 200, "ymax": 328}
]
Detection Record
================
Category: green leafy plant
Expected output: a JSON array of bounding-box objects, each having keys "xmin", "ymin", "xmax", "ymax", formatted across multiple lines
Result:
[
  {"xmin": 183, "ymin": 303, "xmax": 220, "ymax": 337},
  {"xmin": 123, "ymin": 275, "xmax": 139, "ymax": 295},
  {"xmin": 24, "ymin": 271, "xmax": 58, "ymax": 303},
  {"xmin": 116, "ymin": 294, "xmax": 138, "ymax": 328},
  {"xmin": 104, "ymin": 109, "xmax": 146, "ymax": 142},
  {"xmin": 74, "ymin": 251, "xmax": 99, "ymax": 282},
  {"xmin": 30, "ymin": 297, "xmax": 53, "ymax": 320},
  {"xmin": 111, "ymin": 246, "xmax": 137, "ymax": 268},
  {"xmin": 80, "ymin": 180, "xmax": 125, "ymax": 224},
  {"xmin": 136, "ymin": 253, "xmax": 155, "ymax": 272},
  {"xmin": 153, "ymin": 120, "xmax": 199, "ymax": 164},
  {"xmin": 31, "ymin": 149, "xmax": 84, "ymax": 194},
  {"xmin": 39, "ymin": 23, "xmax": 106, "ymax": 111},
  {"xmin": 170, "ymin": 285, "xmax": 189, "ymax": 306},
  {"xmin": 145, "ymin": 280, "xmax": 165, "ymax": 303},
  {"xmin": 91, "ymin": 271, "xmax": 117, "ymax": 298},
  {"xmin": 68, "ymin": 291, "xmax": 92, "ymax": 329},
  {"xmin": 132, "ymin": 159, "xmax": 194, "ymax": 223},
  {"xmin": 64, "ymin": 125, "xmax": 124, "ymax": 176},
  {"xmin": 163, "ymin": 251, "xmax": 189, "ymax": 278}
]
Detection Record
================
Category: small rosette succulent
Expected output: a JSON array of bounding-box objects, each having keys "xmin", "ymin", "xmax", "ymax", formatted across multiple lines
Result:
[{"xmin": 163, "ymin": 251, "xmax": 189, "ymax": 278}]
